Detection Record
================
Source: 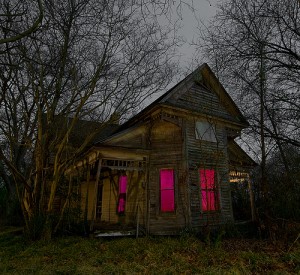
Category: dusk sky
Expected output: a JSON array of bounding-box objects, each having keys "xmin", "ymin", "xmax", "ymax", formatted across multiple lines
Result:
[
  {"xmin": 146, "ymin": 1, "xmax": 219, "ymax": 103},
  {"xmin": 175, "ymin": 0, "xmax": 218, "ymax": 69}
]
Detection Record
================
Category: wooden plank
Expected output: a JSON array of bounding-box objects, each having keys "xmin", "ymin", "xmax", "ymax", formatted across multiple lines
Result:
[
  {"xmin": 172, "ymin": 84, "xmax": 235, "ymax": 121},
  {"xmin": 95, "ymin": 231, "xmax": 135, "ymax": 237}
]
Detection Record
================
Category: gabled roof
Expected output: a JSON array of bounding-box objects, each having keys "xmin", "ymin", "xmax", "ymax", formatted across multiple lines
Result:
[
  {"xmin": 68, "ymin": 64, "xmax": 253, "ymax": 168},
  {"xmin": 48, "ymin": 115, "xmax": 119, "ymax": 148},
  {"xmin": 68, "ymin": 119, "xmax": 119, "ymax": 147},
  {"xmin": 105, "ymin": 63, "xmax": 248, "ymax": 141}
]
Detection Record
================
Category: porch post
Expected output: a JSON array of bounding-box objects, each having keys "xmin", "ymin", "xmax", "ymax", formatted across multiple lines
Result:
[
  {"xmin": 247, "ymin": 174, "xmax": 256, "ymax": 222},
  {"xmin": 90, "ymin": 158, "xmax": 102, "ymax": 231}
]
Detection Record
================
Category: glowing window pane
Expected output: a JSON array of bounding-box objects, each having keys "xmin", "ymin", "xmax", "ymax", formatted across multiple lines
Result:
[
  {"xmin": 117, "ymin": 175, "xmax": 127, "ymax": 214},
  {"xmin": 119, "ymin": 175, "xmax": 127, "ymax": 193},
  {"xmin": 200, "ymin": 169, "xmax": 218, "ymax": 211},
  {"xmin": 200, "ymin": 169, "xmax": 215, "ymax": 189},
  {"xmin": 160, "ymin": 169, "xmax": 175, "ymax": 212}
]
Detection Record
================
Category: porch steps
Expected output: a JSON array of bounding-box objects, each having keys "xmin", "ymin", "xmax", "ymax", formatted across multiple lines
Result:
[
  {"xmin": 94, "ymin": 225, "xmax": 146, "ymax": 238},
  {"xmin": 94, "ymin": 230, "xmax": 136, "ymax": 237}
]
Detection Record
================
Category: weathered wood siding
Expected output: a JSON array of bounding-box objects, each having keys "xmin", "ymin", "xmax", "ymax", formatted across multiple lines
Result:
[
  {"xmin": 167, "ymin": 83, "xmax": 235, "ymax": 229},
  {"xmin": 161, "ymin": 82, "xmax": 235, "ymax": 228},
  {"xmin": 148, "ymin": 119, "xmax": 189, "ymax": 234},
  {"xmin": 185, "ymin": 116, "xmax": 233, "ymax": 227},
  {"xmin": 80, "ymin": 180, "xmax": 96, "ymax": 221},
  {"xmin": 101, "ymin": 173, "xmax": 118, "ymax": 223},
  {"xmin": 168, "ymin": 83, "xmax": 236, "ymax": 122}
]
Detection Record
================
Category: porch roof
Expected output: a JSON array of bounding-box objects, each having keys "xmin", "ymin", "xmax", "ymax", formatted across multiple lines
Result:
[
  {"xmin": 67, "ymin": 145, "xmax": 149, "ymax": 172},
  {"xmin": 228, "ymin": 140, "xmax": 257, "ymax": 171}
]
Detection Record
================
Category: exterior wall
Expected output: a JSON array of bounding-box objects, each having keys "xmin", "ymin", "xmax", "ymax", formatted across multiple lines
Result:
[
  {"xmin": 185, "ymin": 117, "xmax": 234, "ymax": 228},
  {"xmin": 101, "ymin": 172, "xmax": 118, "ymax": 223},
  {"xmin": 168, "ymin": 83, "xmax": 236, "ymax": 122},
  {"xmin": 148, "ymin": 119, "xmax": 189, "ymax": 234},
  {"xmin": 80, "ymin": 180, "xmax": 96, "ymax": 221},
  {"xmin": 164, "ymin": 82, "xmax": 235, "ymax": 229}
]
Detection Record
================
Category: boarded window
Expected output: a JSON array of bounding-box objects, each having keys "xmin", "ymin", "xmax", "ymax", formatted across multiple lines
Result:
[
  {"xmin": 200, "ymin": 169, "xmax": 219, "ymax": 211},
  {"xmin": 117, "ymin": 175, "xmax": 127, "ymax": 214},
  {"xmin": 160, "ymin": 169, "xmax": 175, "ymax": 212},
  {"xmin": 195, "ymin": 121, "xmax": 217, "ymax": 142}
]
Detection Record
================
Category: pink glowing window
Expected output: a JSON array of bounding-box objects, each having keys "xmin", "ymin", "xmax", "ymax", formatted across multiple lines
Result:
[
  {"xmin": 200, "ymin": 169, "xmax": 218, "ymax": 211},
  {"xmin": 117, "ymin": 175, "xmax": 127, "ymax": 214},
  {"xmin": 160, "ymin": 169, "xmax": 175, "ymax": 212}
]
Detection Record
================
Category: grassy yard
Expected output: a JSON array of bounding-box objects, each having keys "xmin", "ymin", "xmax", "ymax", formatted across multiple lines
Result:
[{"xmin": 0, "ymin": 227, "xmax": 299, "ymax": 274}]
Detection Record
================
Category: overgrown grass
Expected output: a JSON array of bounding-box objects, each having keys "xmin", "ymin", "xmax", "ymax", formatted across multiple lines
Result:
[{"xmin": 0, "ymin": 228, "xmax": 299, "ymax": 274}]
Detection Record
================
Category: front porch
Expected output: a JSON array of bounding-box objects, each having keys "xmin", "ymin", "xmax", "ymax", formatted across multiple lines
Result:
[{"xmin": 76, "ymin": 146, "xmax": 149, "ymax": 233}]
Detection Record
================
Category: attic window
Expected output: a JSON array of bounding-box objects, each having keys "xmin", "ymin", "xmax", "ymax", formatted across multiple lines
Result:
[
  {"xmin": 160, "ymin": 169, "xmax": 175, "ymax": 212},
  {"xmin": 195, "ymin": 121, "xmax": 217, "ymax": 142},
  {"xmin": 200, "ymin": 169, "xmax": 219, "ymax": 211},
  {"xmin": 117, "ymin": 175, "xmax": 127, "ymax": 214}
]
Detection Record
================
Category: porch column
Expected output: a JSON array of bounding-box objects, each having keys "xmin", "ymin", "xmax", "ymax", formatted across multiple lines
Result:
[
  {"xmin": 90, "ymin": 158, "xmax": 102, "ymax": 231},
  {"xmin": 247, "ymin": 174, "xmax": 256, "ymax": 222}
]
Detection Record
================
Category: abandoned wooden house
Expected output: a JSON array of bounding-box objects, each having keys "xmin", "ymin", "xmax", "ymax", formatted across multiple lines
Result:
[{"xmin": 69, "ymin": 63, "xmax": 256, "ymax": 235}]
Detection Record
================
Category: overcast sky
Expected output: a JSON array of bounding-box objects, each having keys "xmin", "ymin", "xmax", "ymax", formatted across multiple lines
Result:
[
  {"xmin": 175, "ymin": 0, "xmax": 219, "ymax": 70},
  {"xmin": 145, "ymin": 1, "xmax": 219, "ymax": 103}
]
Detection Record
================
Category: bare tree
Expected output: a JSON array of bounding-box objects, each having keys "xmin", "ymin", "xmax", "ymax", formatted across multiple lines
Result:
[
  {"xmin": 196, "ymin": 0, "xmax": 300, "ymax": 149},
  {"xmin": 0, "ymin": 0, "xmax": 43, "ymax": 45},
  {"xmin": 0, "ymin": 0, "xmax": 181, "ymax": 239},
  {"xmin": 194, "ymin": 0, "xmax": 300, "ymax": 230}
]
